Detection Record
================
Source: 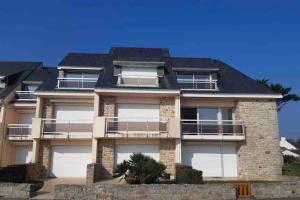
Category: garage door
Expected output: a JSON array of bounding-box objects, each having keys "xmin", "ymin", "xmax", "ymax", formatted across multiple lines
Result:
[
  {"xmin": 50, "ymin": 145, "xmax": 91, "ymax": 177},
  {"xmin": 15, "ymin": 146, "xmax": 32, "ymax": 164},
  {"xmin": 116, "ymin": 144, "xmax": 159, "ymax": 164},
  {"xmin": 117, "ymin": 104, "xmax": 159, "ymax": 121},
  {"xmin": 54, "ymin": 105, "xmax": 94, "ymax": 121},
  {"xmin": 182, "ymin": 143, "xmax": 237, "ymax": 177}
]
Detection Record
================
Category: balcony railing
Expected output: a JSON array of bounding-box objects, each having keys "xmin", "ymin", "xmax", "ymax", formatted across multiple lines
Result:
[
  {"xmin": 177, "ymin": 79, "xmax": 218, "ymax": 90},
  {"xmin": 105, "ymin": 117, "xmax": 169, "ymax": 138},
  {"xmin": 57, "ymin": 77, "xmax": 97, "ymax": 89},
  {"xmin": 41, "ymin": 119, "xmax": 93, "ymax": 139},
  {"xmin": 181, "ymin": 120, "xmax": 245, "ymax": 138},
  {"xmin": 6, "ymin": 124, "xmax": 32, "ymax": 140},
  {"xmin": 15, "ymin": 91, "xmax": 36, "ymax": 101},
  {"xmin": 117, "ymin": 75, "xmax": 159, "ymax": 87}
]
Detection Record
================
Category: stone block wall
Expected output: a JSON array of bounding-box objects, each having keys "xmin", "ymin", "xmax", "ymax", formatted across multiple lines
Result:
[
  {"xmin": 42, "ymin": 99, "xmax": 53, "ymax": 118},
  {"xmin": 159, "ymin": 97, "xmax": 175, "ymax": 118},
  {"xmin": 0, "ymin": 182, "xmax": 35, "ymax": 198},
  {"xmin": 160, "ymin": 139, "xmax": 176, "ymax": 175},
  {"xmin": 97, "ymin": 139, "xmax": 115, "ymax": 179},
  {"xmin": 235, "ymin": 99, "xmax": 283, "ymax": 180},
  {"xmin": 100, "ymin": 96, "xmax": 116, "ymax": 118},
  {"xmin": 86, "ymin": 163, "xmax": 103, "ymax": 184},
  {"xmin": 38, "ymin": 140, "xmax": 51, "ymax": 178}
]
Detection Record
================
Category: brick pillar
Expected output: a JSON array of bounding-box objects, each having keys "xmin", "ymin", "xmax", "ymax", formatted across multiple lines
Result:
[
  {"xmin": 160, "ymin": 139, "xmax": 176, "ymax": 175},
  {"xmin": 97, "ymin": 139, "xmax": 115, "ymax": 179},
  {"xmin": 38, "ymin": 140, "xmax": 51, "ymax": 177},
  {"xmin": 235, "ymin": 100, "xmax": 283, "ymax": 181},
  {"xmin": 159, "ymin": 97, "xmax": 175, "ymax": 118},
  {"xmin": 100, "ymin": 96, "xmax": 116, "ymax": 118}
]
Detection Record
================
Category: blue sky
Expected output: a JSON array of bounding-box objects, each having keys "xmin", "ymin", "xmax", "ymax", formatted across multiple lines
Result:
[{"xmin": 0, "ymin": 0, "xmax": 299, "ymax": 139}]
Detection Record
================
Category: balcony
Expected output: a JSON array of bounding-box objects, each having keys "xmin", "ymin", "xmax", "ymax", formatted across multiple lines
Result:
[
  {"xmin": 177, "ymin": 79, "xmax": 218, "ymax": 91},
  {"xmin": 15, "ymin": 91, "xmax": 36, "ymax": 101},
  {"xmin": 103, "ymin": 117, "xmax": 176, "ymax": 138},
  {"xmin": 117, "ymin": 75, "xmax": 159, "ymax": 87},
  {"xmin": 181, "ymin": 120, "xmax": 245, "ymax": 140},
  {"xmin": 57, "ymin": 77, "xmax": 97, "ymax": 89},
  {"xmin": 6, "ymin": 124, "xmax": 32, "ymax": 140},
  {"xmin": 41, "ymin": 119, "xmax": 93, "ymax": 139}
]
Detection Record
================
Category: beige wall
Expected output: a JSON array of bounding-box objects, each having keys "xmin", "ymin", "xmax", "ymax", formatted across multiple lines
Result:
[{"xmin": 181, "ymin": 97, "xmax": 236, "ymax": 108}]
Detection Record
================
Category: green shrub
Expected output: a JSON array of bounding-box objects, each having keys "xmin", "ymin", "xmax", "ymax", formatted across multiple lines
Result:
[
  {"xmin": 114, "ymin": 153, "xmax": 167, "ymax": 184},
  {"xmin": 176, "ymin": 165, "xmax": 203, "ymax": 184},
  {"xmin": 282, "ymin": 155, "xmax": 300, "ymax": 176},
  {"xmin": 27, "ymin": 180, "xmax": 44, "ymax": 191},
  {"xmin": 0, "ymin": 164, "xmax": 27, "ymax": 183}
]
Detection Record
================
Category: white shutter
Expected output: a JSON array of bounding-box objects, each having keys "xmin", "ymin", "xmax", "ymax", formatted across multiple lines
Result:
[
  {"xmin": 50, "ymin": 145, "xmax": 91, "ymax": 177},
  {"xmin": 222, "ymin": 144, "xmax": 238, "ymax": 177},
  {"xmin": 117, "ymin": 104, "xmax": 159, "ymax": 121},
  {"xmin": 54, "ymin": 105, "xmax": 94, "ymax": 121},
  {"xmin": 19, "ymin": 113, "xmax": 35, "ymax": 124},
  {"xmin": 121, "ymin": 67, "xmax": 157, "ymax": 77},
  {"xmin": 15, "ymin": 146, "xmax": 32, "ymax": 164}
]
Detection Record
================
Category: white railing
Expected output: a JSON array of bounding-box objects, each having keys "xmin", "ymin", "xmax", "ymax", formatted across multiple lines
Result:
[
  {"xmin": 117, "ymin": 74, "xmax": 159, "ymax": 87},
  {"xmin": 15, "ymin": 91, "xmax": 36, "ymax": 101},
  {"xmin": 41, "ymin": 119, "xmax": 93, "ymax": 138},
  {"xmin": 181, "ymin": 120, "xmax": 245, "ymax": 136},
  {"xmin": 105, "ymin": 117, "xmax": 169, "ymax": 137},
  {"xmin": 177, "ymin": 79, "xmax": 218, "ymax": 90},
  {"xmin": 57, "ymin": 77, "xmax": 98, "ymax": 89},
  {"xmin": 7, "ymin": 124, "xmax": 32, "ymax": 139}
]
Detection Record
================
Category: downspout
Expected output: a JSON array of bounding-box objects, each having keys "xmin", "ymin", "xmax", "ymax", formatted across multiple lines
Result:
[{"xmin": 0, "ymin": 100, "xmax": 6, "ymax": 166}]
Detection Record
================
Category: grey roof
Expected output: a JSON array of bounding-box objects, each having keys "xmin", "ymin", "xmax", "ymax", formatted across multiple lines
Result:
[
  {"xmin": 109, "ymin": 47, "xmax": 170, "ymax": 62},
  {"xmin": 58, "ymin": 53, "xmax": 110, "ymax": 68},
  {"xmin": 35, "ymin": 47, "xmax": 279, "ymax": 96},
  {"xmin": 0, "ymin": 62, "xmax": 42, "ymax": 100}
]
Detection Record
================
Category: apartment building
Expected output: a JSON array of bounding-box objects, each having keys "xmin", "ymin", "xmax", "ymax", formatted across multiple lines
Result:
[{"xmin": 0, "ymin": 47, "xmax": 283, "ymax": 181}]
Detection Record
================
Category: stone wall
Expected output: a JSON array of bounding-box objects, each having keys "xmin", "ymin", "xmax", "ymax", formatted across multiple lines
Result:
[
  {"xmin": 38, "ymin": 140, "xmax": 51, "ymax": 177},
  {"xmin": 86, "ymin": 163, "xmax": 103, "ymax": 184},
  {"xmin": 0, "ymin": 182, "xmax": 35, "ymax": 198},
  {"xmin": 160, "ymin": 97, "xmax": 175, "ymax": 118},
  {"xmin": 251, "ymin": 181, "xmax": 300, "ymax": 199},
  {"xmin": 97, "ymin": 139, "xmax": 115, "ymax": 179},
  {"xmin": 100, "ymin": 96, "xmax": 116, "ymax": 118},
  {"xmin": 42, "ymin": 99, "xmax": 53, "ymax": 118},
  {"xmin": 235, "ymin": 100, "xmax": 283, "ymax": 180},
  {"xmin": 160, "ymin": 139, "xmax": 176, "ymax": 175},
  {"xmin": 55, "ymin": 183, "xmax": 236, "ymax": 200}
]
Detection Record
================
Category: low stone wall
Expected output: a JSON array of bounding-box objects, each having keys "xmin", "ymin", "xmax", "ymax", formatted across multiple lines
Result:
[
  {"xmin": 0, "ymin": 182, "xmax": 35, "ymax": 198},
  {"xmin": 55, "ymin": 183, "xmax": 236, "ymax": 200},
  {"xmin": 251, "ymin": 181, "xmax": 300, "ymax": 199}
]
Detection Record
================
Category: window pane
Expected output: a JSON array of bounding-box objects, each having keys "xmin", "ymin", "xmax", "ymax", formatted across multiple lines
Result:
[
  {"xmin": 82, "ymin": 73, "xmax": 98, "ymax": 79},
  {"xmin": 198, "ymin": 108, "xmax": 218, "ymax": 120},
  {"xmin": 23, "ymin": 84, "xmax": 38, "ymax": 91},
  {"xmin": 65, "ymin": 73, "xmax": 82, "ymax": 78},
  {"xmin": 181, "ymin": 108, "xmax": 197, "ymax": 120},
  {"xmin": 194, "ymin": 74, "xmax": 210, "ymax": 80},
  {"xmin": 221, "ymin": 108, "xmax": 233, "ymax": 121},
  {"xmin": 177, "ymin": 74, "xmax": 193, "ymax": 80}
]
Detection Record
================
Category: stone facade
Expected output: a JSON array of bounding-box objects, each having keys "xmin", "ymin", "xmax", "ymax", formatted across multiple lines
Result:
[
  {"xmin": 0, "ymin": 182, "xmax": 35, "ymax": 198},
  {"xmin": 55, "ymin": 183, "xmax": 236, "ymax": 200},
  {"xmin": 159, "ymin": 97, "xmax": 175, "ymax": 118},
  {"xmin": 160, "ymin": 139, "xmax": 176, "ymax": 175},
  {"xmin": 100, "ymin": 96, "xmax": 116, "ymax": 118},
  {"xmin": 97, "ymin": 139, "xmax": 115, "ymax": 179},
  {"xmin": 38, "ymin": 140, "xmax": 51, "ymax": 177},
  {"xmin": 235, "ymin": 99, "xmax": 283, "ymax": 180}
]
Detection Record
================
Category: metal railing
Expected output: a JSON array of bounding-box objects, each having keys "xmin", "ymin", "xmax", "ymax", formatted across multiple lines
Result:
[
  {"xmin": 7, "ymin": 124, "xmax": 31, "ymax": 139},
  {"xmin": 106, "ymin": 117, "xmax": 169, "ymax": 137},
  {"xmin": 41, "ymin": 119, "xmax": 93, "ymax": 138},
  {"xmin": 117, "ymin": 74, "xmax": 159, "ymax": 87},
  {"xmin": 177, "ymin": 79, "xmax": 218, "ymax": 90},
  {"xmin": 181, "ymin": 120, "xmax": 245, "ymax": 136},
  {"xmin": 57, "ymin": 77, "xmax": 97, "ymax": 89},
  {"xmin": 15, "ymin": 91, "xmax": 36, "ymax": 101}
]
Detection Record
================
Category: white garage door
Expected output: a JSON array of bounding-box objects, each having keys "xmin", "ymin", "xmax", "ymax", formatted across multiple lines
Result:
[
  {"xmin": 15, "ymin": 146, "xmax": 32, "ymax": 164},
  {"xmin": 182, "ymin": 143, "xmax": 237, "ymax": 177},
  {"xmin": 117, "ymin": 104, "xmax": 159, "ymax": 121},
  {"xmin": 54, "ymin": 105, "xmax": 94, "ymax": 121},
  {"xmin": 116, "ymin": 144, "xmax": 159, "ymax": 164},
  {"xmin": 50, "ymin": 145, "xmax": 91, "ymax": 177}
]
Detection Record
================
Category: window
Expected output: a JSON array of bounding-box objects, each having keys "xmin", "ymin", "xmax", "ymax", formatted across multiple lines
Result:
[
  {"xmin": 177, "ymin": 73, "xmax": 217, "ymax": 90},
  {"xmin": 58, "ymin": 72, "xmax": 99, "ymax": 89},
  {"xmin": 23, "ymin": 84, "xmax": 38, "ymax": 92},
  {"xmin": 118, "ymin": 67, "xmax": 158, "ymax": 87}
]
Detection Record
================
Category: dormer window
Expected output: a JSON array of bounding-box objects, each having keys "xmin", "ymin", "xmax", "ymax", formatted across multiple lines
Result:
[
  {"xmin": 177, "ymin": 73, "xmax": 218, "ymax": 90},
  {"xmin": 117, "ymin": 67, "xmax": 159, "ymax": 87},
  {"xmin": 57, "ymin": 71, "xmax": 99, "ymax": 89},
  {"xmin": 0, "ymin": 76, "xmax": 7, "ymax": 89},
  {"xmin": 15, "ymin": 83, "xmax": 39, "ymax": 101}
]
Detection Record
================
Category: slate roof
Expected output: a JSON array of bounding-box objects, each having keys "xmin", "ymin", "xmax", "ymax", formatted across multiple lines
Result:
[
  {"xmin": 0, "ymin": 62, "xmax": 42, "ymax": 100},
  {"xmin": 30, "ymin": 47, "xmax": 279, "ymax": 96}
]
